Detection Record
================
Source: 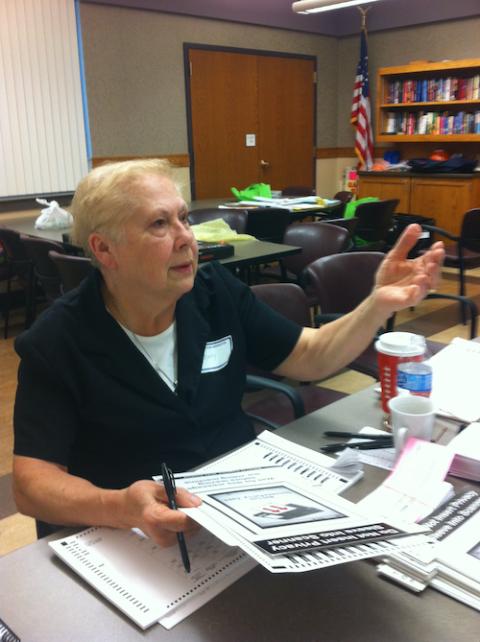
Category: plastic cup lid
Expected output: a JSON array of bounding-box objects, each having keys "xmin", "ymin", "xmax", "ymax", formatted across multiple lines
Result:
[{"xmin": 375, "ymin": 332, "xmax": 426, "ymax": 357}]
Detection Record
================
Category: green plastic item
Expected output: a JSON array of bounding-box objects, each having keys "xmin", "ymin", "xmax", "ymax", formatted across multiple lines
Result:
[
  {"xmin": 231, "ymin": 183, "xmax": 272, "ymax": 201},
  {"xmin": 343, "ymin": 196, "xmax": 380, "ymax": 246},
  {"xmin": 343, "ymin": 196, "xmax": 379, "ymax": 219}
]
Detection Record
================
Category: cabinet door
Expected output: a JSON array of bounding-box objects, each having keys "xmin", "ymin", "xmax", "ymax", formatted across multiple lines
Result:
[
  {"xmin": 410, "ymin": 178, "xmax": 472, "ymax": 235},
  {"xmin": 357, "ymin": 176, "xmax": 410, "ymax": 212}
]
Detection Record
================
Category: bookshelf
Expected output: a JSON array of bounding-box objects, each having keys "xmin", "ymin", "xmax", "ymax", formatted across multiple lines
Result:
[{"xmin": 376, "ymin": 58, "xmax": 480, "ymax": 143}]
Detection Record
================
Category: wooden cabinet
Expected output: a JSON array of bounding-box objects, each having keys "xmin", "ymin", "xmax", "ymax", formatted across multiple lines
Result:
[
  {"xmin": 376, "ymin": 58, "xmax": 480, "ymax": 143},
  {"xmin": 358, "ymin": 172, "xmax": 480, "ymax": 235},
  {"xmin": 357, "ymin": 174, "xmax": 410, "ymax": 211}
]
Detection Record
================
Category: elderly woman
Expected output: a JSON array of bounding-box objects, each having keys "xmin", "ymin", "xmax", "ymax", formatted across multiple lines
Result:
[{"xmin": 13, "ymin": 159, "xmax": 444, "ymax": 546}]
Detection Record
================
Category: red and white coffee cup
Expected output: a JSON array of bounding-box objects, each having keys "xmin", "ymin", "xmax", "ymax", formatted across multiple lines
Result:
[{"xmin": 375, "ymin": 332, "xmax": 426, "ymax": 413}]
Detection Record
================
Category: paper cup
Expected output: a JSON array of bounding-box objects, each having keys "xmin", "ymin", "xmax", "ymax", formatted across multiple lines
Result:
[{"xmin": 376, "ymin": 332, "xmax": 426, "ymax": 413}]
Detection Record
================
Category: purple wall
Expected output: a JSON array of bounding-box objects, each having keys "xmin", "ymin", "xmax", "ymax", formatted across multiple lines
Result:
[{"xmin": 82, "ymin": 0, "xmax": 480, "ymax": 36}]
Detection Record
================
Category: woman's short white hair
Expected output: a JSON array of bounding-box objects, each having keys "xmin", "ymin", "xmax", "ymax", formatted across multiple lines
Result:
[{"xmin": 71, "ymin": 158, "xmax": 178, "ymax": 263}]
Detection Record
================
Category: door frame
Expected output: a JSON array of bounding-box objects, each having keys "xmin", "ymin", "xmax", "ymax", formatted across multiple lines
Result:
[{"xmin": 183, "ymin": 43, "xmax": 317, "ymax": 201}]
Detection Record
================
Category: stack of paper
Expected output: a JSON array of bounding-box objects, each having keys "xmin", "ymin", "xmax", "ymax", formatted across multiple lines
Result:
[
  {"xmin": 48, "ymin": 432, "xmax": 361, "ymax": 629},
  {"xmin": 376, "ymin": 490, "xmax": 480, "ymax": 611},
  {"xmin": 446, "ymin": 422, "xmax": 480, "ymax": 481},
  {"xmin": 429, "ymin": 338, "xmax": 480, "ymax": 423},
  {"xmin": 173, "ymin": 466, "xmax": 429, "ymax": 574}
]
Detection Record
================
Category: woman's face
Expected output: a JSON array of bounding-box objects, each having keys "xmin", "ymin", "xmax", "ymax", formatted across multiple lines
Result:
[{"xmin": 107, "ymin": 174, "xmax": 198, "ymax": 301}]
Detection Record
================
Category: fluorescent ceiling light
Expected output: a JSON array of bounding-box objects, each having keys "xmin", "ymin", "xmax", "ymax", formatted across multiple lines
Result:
[{"xmin": 292, "ymin": 0, "xmax": 382, "ymax": 14}]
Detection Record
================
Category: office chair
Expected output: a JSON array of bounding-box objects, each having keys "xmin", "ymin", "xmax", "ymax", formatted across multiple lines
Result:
[
  {"xmin": 261, "ymin": 222, "xmax": 350, "ymax": 306},
  {"xmin": 352, "ymin": 198, "xmax": 399, "ymax": 251},
  {"xmin": 306, "ymin": 252, "xmax": 477, "ymax": 379},
  {"xmin": 243, "ymin": 283, "xmax": 346, "ymax": 430},
  {"xmin": 188, "ymin": 208, "xmax": 248, "ymax": 234},
  {"xmin": 244, "ymin": 208, "xmax": 290, "ymax": 244},
  {"xmin": 21, "ymin": 235, "xmax": 65, "ymax": 321},
  {"xmin": 48, "ymin": 251, "xmax": 93, "ymax": 293},
  {"xmin": 0, "ymin": 227, "xmax": 34, "ymax": 338},
  {"xmin": 422, "ymin": 208, "xmax": 480, "ymax": 324},
  {"xmin": 333, "ymin": 190, "xmax": 354, "ymax": 204}
]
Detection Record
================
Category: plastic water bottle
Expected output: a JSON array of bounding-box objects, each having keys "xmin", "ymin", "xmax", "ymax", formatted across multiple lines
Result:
[{"xmin": 396, "ymin": 337, "xmax": 432, "ymax": 397}]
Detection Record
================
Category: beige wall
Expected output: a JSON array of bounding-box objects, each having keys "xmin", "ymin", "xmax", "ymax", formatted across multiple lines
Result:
[
  {"xmin": 337, "ymin": 16, "xmax": 480, "ymax": 147},
  {"xmin": 79, "ymin": 6, "xmax": 480, "ymax": 197},
  {"xmin": 80, "ymin": 3, "xmax": 338, "ymax": 157}
]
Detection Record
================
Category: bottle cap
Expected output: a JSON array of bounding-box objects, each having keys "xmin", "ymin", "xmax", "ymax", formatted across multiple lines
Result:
[{"xmin": 375, "ymin": 332, "xmax": 426, "ymax": 357}]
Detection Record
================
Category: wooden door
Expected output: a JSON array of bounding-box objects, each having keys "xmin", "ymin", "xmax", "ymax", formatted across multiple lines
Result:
[
  {"xmin": 187, "ymin": 48, "xmax": 315, "ymax": 199},
  {"xmin": 257, "ymin": 56, "xmax": 314, "ymax": 192},
  {"xmin": 189, "ymin": 49, "xmax": 259, "ymax": 200}
]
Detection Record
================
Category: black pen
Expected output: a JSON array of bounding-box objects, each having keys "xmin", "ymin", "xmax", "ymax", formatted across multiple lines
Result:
[
  {"xmin": 161, "ymin": 462, "xmax": 191, "ymax": 573},
  {"xmin": 324, "ymin": 431, "xmax": 392, "ymax": 440},
  {"xmin": 321, "ymin": 440, "xmax": 392, "ymax": 453}
]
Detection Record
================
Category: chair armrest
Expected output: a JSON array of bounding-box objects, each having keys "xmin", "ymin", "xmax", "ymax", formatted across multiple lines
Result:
[
  {"xmin": 426, "ymin": 293, "xmax": 478, "ymax": 339},
  {"xmin": 245, "ymin": 374, "xmax": 306, "ymax": 419},
  {"xmin": 314, "ymin": 312, "xmax": 342, "ymax": 325},
  {"xmin": 421, "ymin": 224, "xmax": 459, "ymax": 243}
]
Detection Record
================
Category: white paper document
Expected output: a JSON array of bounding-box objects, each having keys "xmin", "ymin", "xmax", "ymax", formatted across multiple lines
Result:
[
  {"xmin": 358, "ymin": 437, "xmax": 455, "ymax": 523},
  {"xmin": 429, "ymin": 338, "xmax": 480, "ymax": 422},
  {"xmin": 165, "ymin": 466, "xmax": 429, "ymax": 574},
  {"xmin": 49, "ymin": 527, "xmax": 255, "ymax": 630},
  {"xmin": 198, "ymin": 430, "xmax": 363, "ymax": 492},
  {"xmin": 378, "ymin": 490, "xmax": 480, "ymax": 611}
]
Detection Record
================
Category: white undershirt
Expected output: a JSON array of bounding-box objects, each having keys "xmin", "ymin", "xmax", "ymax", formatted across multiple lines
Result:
[{"xmin": 119, "ymin": 321, "xmax": 178, "ymax": 392}]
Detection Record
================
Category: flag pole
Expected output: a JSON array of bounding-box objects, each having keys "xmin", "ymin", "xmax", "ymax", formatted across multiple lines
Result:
[{"xmin": 351, "ymin": 6, "xmax": 374, "ymax": 171}]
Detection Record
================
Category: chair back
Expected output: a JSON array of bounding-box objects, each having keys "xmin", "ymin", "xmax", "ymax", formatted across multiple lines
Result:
[
  {"xmin": 49, "ymin": 251, "xmax": 93, "ymax": 292},
  {"xmin": 333, "ymin": 190, "xmax": 354, "ymax": 204},
  {"xmin": 245, "ymin": 208, "xmax": 290, "ymax": 243},
  {"xmin": 461, "ymin": 208, "xmax": 480, "ymax": 253},
  {"xmin": 305, "ymin": 252, "xmax": 384, "ymax": 314},
  {"xmin": 325, "ymin": 216, "xmax": 359, "ymax": 240},
  {"xmin": 21, "ymin": 235, "xmax": 64, "ymax": 302},
  {"xmin": 0, "ymin": 227, "xmax": 30, "ymax": 263},
  {"xmin": 354, "ymin": 199, "xmax": 399, "ymax": 248},
  {"xmin": 323, "ymin": 201, "xmax": 346, "ymax": 218},
  {"xmin": 251, "ymin": 282, "xmax": 312, "ymax": 327},
  {"xmin": 282, "ymin": 222, "xmax": 350, "ymax": 277},
  {"xmin": 188, "ymin": 208, "xmax": 247, "ymax": 234}
]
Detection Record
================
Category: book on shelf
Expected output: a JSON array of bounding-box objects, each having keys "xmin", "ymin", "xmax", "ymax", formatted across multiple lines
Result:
[{"xmin": 386, "ymin": 74, "xmax": 480, "ymax": 104}]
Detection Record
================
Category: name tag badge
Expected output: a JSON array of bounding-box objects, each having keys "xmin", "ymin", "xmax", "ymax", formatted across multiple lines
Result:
[{"xmin": 201, "ymin": 336, "xmax": 233, "ymax": 373}]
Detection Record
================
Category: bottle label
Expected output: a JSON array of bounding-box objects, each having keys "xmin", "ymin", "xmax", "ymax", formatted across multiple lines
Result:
[{"xmin": 397, "ymin": 370, "xmax": 432, "ymax": 394}]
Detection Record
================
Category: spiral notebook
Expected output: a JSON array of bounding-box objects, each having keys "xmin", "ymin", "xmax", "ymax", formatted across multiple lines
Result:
[{"xmin": 49, "ymin": 526, "xmax": 255, "ymax": 630}]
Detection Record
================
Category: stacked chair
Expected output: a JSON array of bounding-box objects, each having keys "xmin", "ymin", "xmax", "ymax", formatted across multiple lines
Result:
[{"xmin": 0, "ymin": 227, "xmax": 34, "ymax": 338}]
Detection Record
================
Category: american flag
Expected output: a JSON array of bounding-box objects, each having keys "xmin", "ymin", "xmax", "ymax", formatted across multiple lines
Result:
[{"xmin": 351, "ymin": 26, "xmax": 374, "ymax": 170}]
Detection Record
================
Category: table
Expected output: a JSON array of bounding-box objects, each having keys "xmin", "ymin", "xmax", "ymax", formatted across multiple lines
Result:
[
  {"xmin": 1, "ymin": 214, "xmax": 300, "ymax": 275},
  {"xmin": 1, "ymin": 387, "xmax": 478, "ymax": 642},
  {"xmin": 189, "ymin": 198, "xmax": 342, "ymax": 222}
]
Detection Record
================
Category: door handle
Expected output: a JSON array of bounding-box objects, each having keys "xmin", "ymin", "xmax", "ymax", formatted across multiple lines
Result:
[{"xmin": 260, "ymin": 159, "xmax": 270, "ymax": 167}]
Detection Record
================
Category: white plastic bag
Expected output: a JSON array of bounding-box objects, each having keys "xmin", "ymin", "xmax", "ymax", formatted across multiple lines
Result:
[{"xmin": 34, "ymin": 198, "xmax": 73, "ymax": 230}]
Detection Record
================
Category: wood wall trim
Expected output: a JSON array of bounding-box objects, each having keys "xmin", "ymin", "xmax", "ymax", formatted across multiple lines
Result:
[
  {"xmin": 315, "ymin": 147, "xmax": 387, "ymax": 159},
  {"xmin": 316, "ymin": 147, "xmax": 356, "ymax": 158},
  {"xmin": 92, "ymin": 154, "xmax": 190, "ymax": 168}
]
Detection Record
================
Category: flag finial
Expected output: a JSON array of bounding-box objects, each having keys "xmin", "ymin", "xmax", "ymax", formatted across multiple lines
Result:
[{"xmin": 357, "ymin": 6, "xmax": 370, "ymax": 30}]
